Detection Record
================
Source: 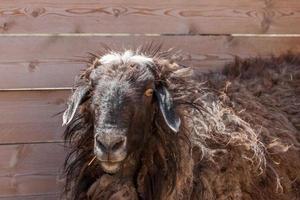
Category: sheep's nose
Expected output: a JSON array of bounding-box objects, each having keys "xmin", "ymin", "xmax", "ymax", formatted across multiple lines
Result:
[{"xmin": 96, "ymin": 135, "xmax": 126, "ymax": 154}]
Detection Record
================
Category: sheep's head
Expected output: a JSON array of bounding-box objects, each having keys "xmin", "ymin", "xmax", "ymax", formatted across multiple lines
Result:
[{"xmin": 63, "ymin": 50, "xmax": 181, "ymax": 174}]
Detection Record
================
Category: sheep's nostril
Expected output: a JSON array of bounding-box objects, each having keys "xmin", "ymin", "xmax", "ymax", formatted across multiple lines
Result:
[
  {"xmin": 111, "ymin": 138, "xmax": 125, "ymax": 151},
  {"xmin": 96, "ymin": 139, "xmax": 107, "ymax": 152},
  {"xmin": 95, "ymin": 135, "xmax": 126, "ymax": 154}
]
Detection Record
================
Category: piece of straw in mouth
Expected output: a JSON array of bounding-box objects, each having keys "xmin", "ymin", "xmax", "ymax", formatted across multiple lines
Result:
[{"xmin": 88, "ymin": 156, "xmax": 97, "ymax": 166}]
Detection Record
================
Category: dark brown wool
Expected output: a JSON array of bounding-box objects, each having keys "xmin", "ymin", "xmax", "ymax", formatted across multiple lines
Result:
[{"xmin": 62, "ymin": 47, "xmax": 300, "ymax": 200}]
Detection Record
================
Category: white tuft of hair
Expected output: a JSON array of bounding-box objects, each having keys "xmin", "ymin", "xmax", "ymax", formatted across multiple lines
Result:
[{"xmin": 99, "ymin": 50, "xmax": 153, "ymax": 67}]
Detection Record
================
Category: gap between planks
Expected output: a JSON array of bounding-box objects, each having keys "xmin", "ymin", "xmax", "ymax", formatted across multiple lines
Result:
[
  {"xmin": 0, "ymin": 140, "xmax": 65, "ymax": 146},
  {"xmin": 0, "ymin": 192, "xmax": 61, "ymax": 199},
  {"xmin": 0, "ymin": 87, "xmax": 73, "ymax": 91},
  {"xmin": 0, "ymin": 33, "xmax": 300, "ymax": 37}
]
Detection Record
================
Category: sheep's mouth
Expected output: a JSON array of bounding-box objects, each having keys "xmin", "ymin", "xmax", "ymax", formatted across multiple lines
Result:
[{"xmin": 100, "ymin": 161, "xmax": 122, "ymax": 174}]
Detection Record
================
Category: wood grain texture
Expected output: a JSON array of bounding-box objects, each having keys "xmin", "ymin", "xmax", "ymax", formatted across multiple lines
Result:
[
  {"xmin": 1, "ymin": 0, "xmax": 300, "ymax": 198},
  {"xmin": 1, "ymin": 35, "xmax": 300, "ymax": 89},
  {"xmin": 0, "ymin": 193, "xmax": 59, "ymax": 200},
  {"xmin": 0, "ymin": 0, "xmax": 300, "ymax": 34},
  {"xmin": 0, "ymin": 143, "xmax": 66, "ymax": 197},
  {"xmin": 0, "ymin": 90, "xmax": 69, "ymax": 143}
]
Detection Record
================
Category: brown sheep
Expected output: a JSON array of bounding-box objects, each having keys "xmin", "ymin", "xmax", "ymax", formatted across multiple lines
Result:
[{"xmin": 62, "ymin": 45, "xmax": 300, "ymax": 200}]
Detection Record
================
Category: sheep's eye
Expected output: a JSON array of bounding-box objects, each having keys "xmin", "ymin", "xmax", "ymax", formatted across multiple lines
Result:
[{"xmin": 144, "ymin": 88, "xmax": 153, "ymax": 97}]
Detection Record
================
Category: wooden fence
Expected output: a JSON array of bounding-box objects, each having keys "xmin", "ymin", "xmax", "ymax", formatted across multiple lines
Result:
[{"xmin": 1, "ymin": 0, "xmax": 300, "ymax": 199}]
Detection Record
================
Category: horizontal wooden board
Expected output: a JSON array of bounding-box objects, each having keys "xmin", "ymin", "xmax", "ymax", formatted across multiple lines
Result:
[
  {"xmin": 0, "ymin": 90, "xmax": 69, "ymax": 143},
  {"xmin": 0, "ymin": 176, "xmax": 62, "ymax": 198},
  {"xmin": 0, "ymin": 193, "xmax": 59, "ymax": 200},
  {"xmin": 1, "ymin": 36, "xmax": 300, "ymax": 89},
  {"xmin": 0, "ymin": 143, "xmax": 66, "ymax": 197},
  {"xmin": 0, "ymin": 0, "xmax": 300, "ymax": 34}
]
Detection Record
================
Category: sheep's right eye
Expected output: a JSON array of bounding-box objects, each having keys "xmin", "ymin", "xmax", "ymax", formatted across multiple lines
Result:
[{"xmin": 144, "ymin": 89, "xmax": 153, "ymax": 97}]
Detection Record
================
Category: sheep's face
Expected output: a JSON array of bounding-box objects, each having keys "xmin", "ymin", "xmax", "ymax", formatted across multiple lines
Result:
[
  {"xmin": 91, "ymin": 65, "xmax": 156, "ymax": 173},
  {"xmin": 63, "ymin": 51, "xmax": 181, "ymax": 174}
]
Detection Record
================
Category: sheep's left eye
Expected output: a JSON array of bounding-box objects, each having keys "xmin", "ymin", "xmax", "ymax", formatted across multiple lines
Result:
[{"xmin": 144, "ymin": 88, "xmax": 153, "ymax": 97}]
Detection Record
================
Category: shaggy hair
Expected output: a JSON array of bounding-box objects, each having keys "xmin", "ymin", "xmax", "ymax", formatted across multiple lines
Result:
[{"xmin": 62, "ymin": 45, "xmax": 300, "ymax": 200}]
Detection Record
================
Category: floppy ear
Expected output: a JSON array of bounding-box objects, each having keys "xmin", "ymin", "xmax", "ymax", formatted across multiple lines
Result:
[
  {"xmin": 62, "ymin": 85, "xmax": 90, "ymax": 126},
  {"xmin": 154, "ymin": 86, "xmax": 181, "ymax": 133}
]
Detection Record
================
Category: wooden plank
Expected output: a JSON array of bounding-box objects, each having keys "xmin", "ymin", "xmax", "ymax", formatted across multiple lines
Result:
[
  {"xmin": 0, "ymin": 193, "xmax": 59, "ymax": 200},
  {"xmin": 1, "ymin": 36, "xmax": 300, "ymax": 89},
  {"xmin": 0, "ymin": 90, "xmax": 69, "ymax": 143},
  {"xmin": 0, "ymin": 62, "xmax": 82, "ymax": 89},
  {"xmin": 0, "ymin": 0, "xmax": 300, "ymax": 34},
  {"xmin": 0, "ymin": 143, "xmax": 66, "ymax": 175},
  {"xmin": 0, "ymin": 176, "xmax": 62, "ymax": 198},
  {"xmin": 0, "ymin": 143, "xmax": 66, "ymax": 197}
]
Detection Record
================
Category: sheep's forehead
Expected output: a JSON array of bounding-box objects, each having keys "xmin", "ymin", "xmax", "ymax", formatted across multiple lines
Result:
[
  {"xmin": 91, "ymin": 51, "xmax": 155, "ymax": 106},
  {"xmin": 93, "ymin": 80, "xmax": 130, "ymax": 108}
]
